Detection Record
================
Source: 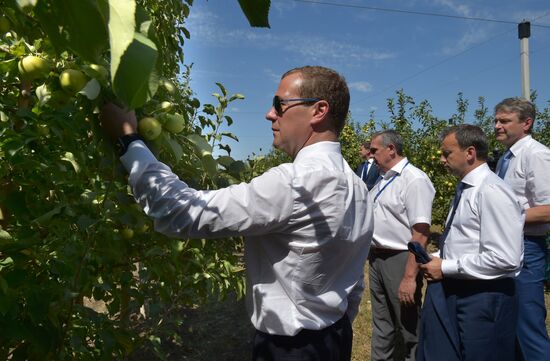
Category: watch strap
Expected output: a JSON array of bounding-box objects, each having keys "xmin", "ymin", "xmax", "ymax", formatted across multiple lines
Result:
[{"xmin": 116, "ymin": 133, "xmax": 145, "ymax": 156}]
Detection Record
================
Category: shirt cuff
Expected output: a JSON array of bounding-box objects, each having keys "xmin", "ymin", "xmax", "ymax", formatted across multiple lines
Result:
[
  {"xmin": 120, "ymin": 140, "xmax": 158, "ymax": 184},
  {"xmin": 441, "ymin": 259, "xmax": 459, "ymax": 276}
]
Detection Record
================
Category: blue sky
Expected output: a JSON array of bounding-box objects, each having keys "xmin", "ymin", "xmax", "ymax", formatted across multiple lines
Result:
[{"xmin": 184, "ymin": 0, "xmax": 550, "ymax": 160}]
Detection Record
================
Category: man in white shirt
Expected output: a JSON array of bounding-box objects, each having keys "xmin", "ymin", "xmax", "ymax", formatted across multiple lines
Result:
[
  {"xmin": 99, "ymin": 66, "xmax": 374, "ymax": 361},
  {"xmin": 368, "ymin": 130, "xmax": 435, "ymax": 361},
  {"xmin": 494, "ymin": 97, "xmax": 550, "ymax": 361},
  {"xmin": 356, "ymin": 141, "xmax": 379, "ymax": 190},
  {"xmin": 419, "ymin": 124, "xmax": 524, "ymax": 361}
]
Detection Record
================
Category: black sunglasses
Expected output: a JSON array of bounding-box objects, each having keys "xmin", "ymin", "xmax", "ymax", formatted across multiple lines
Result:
[{"xmin": 272, "ymin": 95, "xmax": 321, "ymax": 116}]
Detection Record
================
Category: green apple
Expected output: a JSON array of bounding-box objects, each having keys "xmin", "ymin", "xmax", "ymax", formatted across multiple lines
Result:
[
  {"xmin": 120, "ymin": 228, "xmax": 134, "ymax": 240},
  {"xmin": 163, "ymin": 114, "xmax": 185, "ymax": 134},
  {"xmin": 18, "ymin": 55, "xmax": 50, "ymax": 80},
  {"xmin": 159, "ymin": 101, "xmax": 173, "ymax": 112},
  {"xmin": 59, "ymin": 69, "xmax": 88, "ymax": 94},
  {"xmin": 87, "ymin": 64, "xmax": 109, "ymax": 81},
  {"xmin": 161, "ymin": 79, "xmax": 177, "ymax": 94},
  {"xmin": 35, "ymin": 124, "xmax": 50, "ymax": 136},
  {"xmin": 138, "ymin": 117, "xmax": 162, "ymax": 140},
  {"xmin": 0, "ymin": 16, "xmax": 10, "ymax": 34}
]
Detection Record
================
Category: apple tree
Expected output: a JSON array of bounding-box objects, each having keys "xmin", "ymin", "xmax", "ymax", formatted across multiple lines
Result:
[{"xmin": 0, "ymin": 0, "xmax": 272, "ymax": 359}]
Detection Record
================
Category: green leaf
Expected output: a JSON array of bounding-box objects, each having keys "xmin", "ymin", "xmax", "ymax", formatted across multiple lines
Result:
[
  {"xmin": 0, "ymin": 59, "xmax": 17, "ymax": 74},
  {"xmin": 187, "ymin": 134, "xmax": 213, "ymax": 157},
  {"xmin": 224, "ymin": 115, "xmax": 234, "ymax": 126},
  {"xmin": 229, "ymin": 93, "xmax": 245, "ymax": 102},
  {"xmin": 215, "ymin": 82, "xmax": 227, "ymax": 97},
  {"xmin": 107, "ymin": 0, "xmax": 136, "ymax": 83},
  {"xmin": 216, "ymin": 156, "xmax": 235, "ymax": 168},
  {"xmin": 112, "ymin": 32, "xmax": 158, "ymax": 109},
  {"xmin": 165, "ymin": 135, "xmax": 184, "ymax": 161},
  {"xmin": 32, "ymin": 205, "xmax": 65, "ymax": 224},
  {"xmin": 34, "ymin": 0, "xmax": 108, "ymax": 62},
  {"xmin": 221, "ymin": 131, "xmax": 239, "ymax": 142},
  {"xmin": 61, "ymin": 152, "xmax": 80, "ymax": 173},
  {"xmin": 201, "ymin": 155, "xmax": 218, "ymax": 178},
  {"xmin": 0, "ymin": 275, "xmax": 8, "ymax": 294},
  {"xmin": 238, "ymin": 0, "xmax": 271, "ymax": 28}
]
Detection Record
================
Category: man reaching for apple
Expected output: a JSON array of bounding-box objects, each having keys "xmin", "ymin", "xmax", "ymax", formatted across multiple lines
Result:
[{"xmin": 99, "ymin": 66, "xmax": 374, "ymax": 361}]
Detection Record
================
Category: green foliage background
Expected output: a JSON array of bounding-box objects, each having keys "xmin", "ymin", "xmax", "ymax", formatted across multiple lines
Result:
[{"xmin": 0, "ymin": 1, "xmax": 253, "ymax": 359}]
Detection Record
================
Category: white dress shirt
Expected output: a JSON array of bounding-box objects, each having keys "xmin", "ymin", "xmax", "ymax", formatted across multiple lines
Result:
[
  {"xmin": 121, "ymin": 140, "xmax": 374, "ymax": 336},
  {"xmin": 370, "ymin": 157, "xmax": 435, "ymax": 250},
  {"xmin": 360, "ymin": 158, "xmax": 374, "ymax": 179},
  {"xmin": 441, "ymin": 163, "xmax": 524, "ymax": 279},
  {"xmin": 501, "ymin": 135, "xmax": 550, "ymax": 236}
]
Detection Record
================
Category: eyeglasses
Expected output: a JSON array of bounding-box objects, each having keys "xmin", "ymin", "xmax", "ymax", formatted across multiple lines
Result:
[
  {"xmin": 272, "ymin": 95, "xmax": 321, "ymax": 116},
  {"xmin": 369, "ymin": 147, "xmax": 378, "ymax": 154}
]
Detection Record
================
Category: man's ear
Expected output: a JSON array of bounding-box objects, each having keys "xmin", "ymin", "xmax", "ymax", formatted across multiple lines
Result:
[
  {"xmin": 523, "ymin": 117, "xmax": 533, "ymax": 133},
  {"xmin": 310, "ymin": 100, "xmax": 330, "ymax": 126},
  {"xmin": 465, "ymin": 146, "xmax": 477, "ymax": 162}
]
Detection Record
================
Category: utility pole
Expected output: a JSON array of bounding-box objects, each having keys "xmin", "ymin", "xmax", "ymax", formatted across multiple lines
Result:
[{"xmin": 518, "ymin": 21, "xmax": 531, "ymax": 101}]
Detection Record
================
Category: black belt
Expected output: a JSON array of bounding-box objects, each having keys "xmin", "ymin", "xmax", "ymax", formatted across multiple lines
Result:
[
  {"xmin": 444, "ymin": 277, "xmax": 515, "ymax": 295},
  {"xmin": 370, "ymin": 247, "xmax": 406, "ymax": 256}
]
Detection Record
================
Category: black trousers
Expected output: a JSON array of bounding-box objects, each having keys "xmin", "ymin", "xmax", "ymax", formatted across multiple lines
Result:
[{"xmin": 252, "ymin": 314, "xmax": 353, "ymax": 361}]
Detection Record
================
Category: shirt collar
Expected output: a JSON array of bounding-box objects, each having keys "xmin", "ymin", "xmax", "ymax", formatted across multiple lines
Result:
[
  {"xmin": 383, "ymin": 157, "xmax": 408, "ymax": 179},
  {"xmin": 294, "ymin": 141, "xmax": 341, "ymax": 162},
  {"xmin": 461, "ymin": 162, "xmax": 490, "ymax": 188},
  {"xmin": 508, "ymin": 134, "xmax": 531, "ymax": 156}
]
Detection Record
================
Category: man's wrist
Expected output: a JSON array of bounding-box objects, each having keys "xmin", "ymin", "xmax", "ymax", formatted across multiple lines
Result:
[{"xmin": 115, "ymin": 133, "xmax": 145, "ymax": 156}]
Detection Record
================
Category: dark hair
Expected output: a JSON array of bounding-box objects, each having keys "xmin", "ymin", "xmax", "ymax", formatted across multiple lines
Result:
[
  {"xmin": 440, "ymin": 124, "xmax": 488, "ymax": 161},
  {"xmin": 370, "ymin": 130, "xmax": 404, "ymax": 156},
  {"xmin": 282, "ymin": 66, "xmax": 350, "ymax": 134},
  {"xmin": 361, "ymin": 141, "xmax": 371, "ymax": 149},
  {"xmin": 494, "ymin": 97, "xmax": 536, "ymax": 132}
]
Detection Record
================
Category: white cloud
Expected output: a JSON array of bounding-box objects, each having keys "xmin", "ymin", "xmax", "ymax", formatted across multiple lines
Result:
[
  {"xmin": 186, "ymin": 7, "xmax": 394, "ymax": 66},
  {"xmin": 283, "ymin": 36, "xmax": 395, "ymax": 65},
  {"xmin": 433, "ymin": 0, "xmax": 473, "ymax": 17},
  {"xmin": 349, "ymin": 81, "xmax": 373, "ymax": 92},
  {"xmin": 441, "ymin": 27, "xmax": 491, "ymax": 55}
]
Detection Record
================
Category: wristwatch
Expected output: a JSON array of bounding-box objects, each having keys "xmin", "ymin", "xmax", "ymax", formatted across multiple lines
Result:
[{"xmin": 115, "ymin": 133, "xmax": 145, "ymax": 156}]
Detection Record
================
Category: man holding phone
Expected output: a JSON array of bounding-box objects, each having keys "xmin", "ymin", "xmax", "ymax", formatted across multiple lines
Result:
[{"xmin": 418, "ymin": 124, "xmax": 523, "ymax": 361}]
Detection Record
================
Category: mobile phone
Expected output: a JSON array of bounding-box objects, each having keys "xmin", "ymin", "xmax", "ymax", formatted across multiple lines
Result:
[{"xmin": 407, "ymin": 241, "xmax": 432, "ymax": 264}]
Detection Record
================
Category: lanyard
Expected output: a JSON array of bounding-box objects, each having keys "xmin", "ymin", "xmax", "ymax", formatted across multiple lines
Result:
[{"xmin": 373, "ymin": 161, "xmax": 409, "ymax": 204}]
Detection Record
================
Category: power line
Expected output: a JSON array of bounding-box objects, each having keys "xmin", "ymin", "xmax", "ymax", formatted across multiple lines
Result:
[
  {"xmin": 354, "ymin": 28, "xmax": 514, "ymax": 105},
  {"xmin": 349, "ymin": 9, "xmax": 550, "ymax": 105},
  {"xmin": 290, "ymin": 0, "xmax": 550, "ymax": 28}
]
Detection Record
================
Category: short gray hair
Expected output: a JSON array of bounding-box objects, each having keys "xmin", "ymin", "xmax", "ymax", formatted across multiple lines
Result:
[
  {"xmin": 494, "ymin": 97, "xmax": 536, "ymax": 132},
  {"xmin": 371, "ymin": 130, "xmax": 403, "ymax": 156}
]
